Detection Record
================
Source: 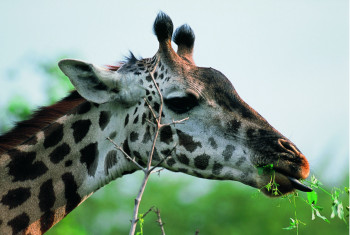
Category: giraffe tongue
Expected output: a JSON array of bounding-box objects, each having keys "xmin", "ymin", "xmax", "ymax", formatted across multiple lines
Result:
[{"xmin": 287, "ymin": 176, "xmax": 313, "ymax": 192}]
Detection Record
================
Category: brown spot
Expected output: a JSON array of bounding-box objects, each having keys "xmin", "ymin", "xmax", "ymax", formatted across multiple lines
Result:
[
  {"xmin": 208, "ymin": 137, "xmax": 218, "ymax": 149},
  {"xmin": 160, "ymin": 126, "xmax": 173, "ymax": 144},
  {"xmin": 176, "ymin": 129, "xmax": 202, "ymax": 152},
  {"xmin": 1, "ymin": 187, "xmax": 31, "ymax": 209},
  {"xmin": 8, "ymin": 213, "xmax": 30, "ymax": 234},
  {"xmin": 40, "ymin": 211, "xmax": 55, "ymax": 233},
  {"xmin": 222, "ymin": 145, "xmax": 235, "ymax": 161},
  {"xmin": 194, "ymin": 154, "xmax": 210, "ymax": 170},
  {"xmin": 142, "ymin": 126, "xmax": 152, "ymax": 143},
  {"xmin": 43, "ymin": 123, "xmax": 64, "ymax": 148},
  {"xmin": 212, "ymin": 162, "xmax": 223, "ymax": 175},
  {"xmin": 130, "ymin": 132, "xmax": 139, "ymax": 142}
]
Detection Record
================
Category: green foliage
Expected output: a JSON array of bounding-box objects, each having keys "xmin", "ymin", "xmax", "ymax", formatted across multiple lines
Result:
[
  {"xmin": 136, "ymin": 213, "xmax": 145, "ymax": 235},
  {"xmin": 38, "ymin": 57, "xmax": 74, "ymax": 104},
  {"xmin": 0, "ymin": 55, "xmax": 73, "ymax": 134},
  {"xmin": 0, "ymin": 95, "xmax": 33, "ymax": 133},
  {"xmin": 256, "ymin": 164, "xmax": 348, "ymax": 234},
  {"xmin": 46, "ymin": 173, "xmax": 349, "ymax": 235}
]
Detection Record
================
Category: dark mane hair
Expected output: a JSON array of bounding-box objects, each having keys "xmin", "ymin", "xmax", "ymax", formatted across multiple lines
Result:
[{"xmin": 0, "ymin": 91, "xmax": 86, "ymax": 154}]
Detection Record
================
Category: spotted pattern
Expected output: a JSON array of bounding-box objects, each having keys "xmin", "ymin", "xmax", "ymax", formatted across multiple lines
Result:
[
  {"xmin": 71, "ymin": 120, "xmax": 92, "ymax": 143},
  {"xmin": 130, "ymin": 132, "xmax": 139, "ymax": 142},
  {"xmin": 142, "ymin": 126, "xmax": 152, "ymax": 143},
  {"xmin": 176, "ymin": 129, "xmax": 202, "ymax": 152},
  {"xmin": 7, "ymin": 213, "xmax": 30, "ymax": 234},
  {"xmin": 228, "ymin": 119, "xmax": 241, "ymax": 133},
  {"xmin": 212, "ymin": 162, "xmax": 223, "ymax": 175},
  {"xmin": 133, "ymin": 115, "xmax": 139, "ymax": 124},
  {"xmin": 124, "ymin": 114, "xmax": 129, "ymax": 127},
  {"xmin": 141, "ymin": 113, "xmax": 147, "ymax": 125},
  {"xmin": 80, "ymin": 142, "xmax": 98, "ymax": 176},
  {"xmin": 40, "ymin": 211, "xmax": 55, "ymax": 233},
  {"xmin": 194, "ymin": 154, "xmax": 210, "ymax": 170},
  {"xmin": 49, "ymin": 143, "xmax": 71, "ymax": 164},
  {"xmin": 235, "ymin": 156, "xmax": 246, "ymax": 167},
  {"xmin": 177, "ymin": 154, "xmax": 190, "ymax": 165},
  {"xmin": 104, "ymin": 150, "xmax": 118, "ymax": 175},
  {"xmin": 65, "ymin": 160, "xmax": 73, "ymax": 167},
  {"xmin": 222, "ymin": 145, "xmax": 235, "ymax": 161},
  {"xmin": 160, "ymin": 126, "xmax": 173, "ymax": 144},
  {"xmin": 109, "ymin": 131, "xmax": 117, "ymax": 139},
  {"xmin": 43, "ymin": 123, "xmax": 64, "ymax": 148},
  {"xmin": 39, "ymin": 179, "xmax": 55, "ymax": 212},
  {"xmin": 7, "ymin": 150, "xmax": 48, "ymax": 182},
  {"xmin": 208, "ymin": 137, "xmax": 218, "ymax": 149},
  {"xmin": 99, "ymin": 111, "xmax": 111, "ymax": 131},
  {"xmin": 1, "ymin": 187, "xmax": 31, "ymax": 209},
  {"xmin": 61, "ymin": 173, "xmax": 81, "ymax": 214},
  {"xmin": 166, "ymin": 158, "xmax": 176, "ymax": 167}
]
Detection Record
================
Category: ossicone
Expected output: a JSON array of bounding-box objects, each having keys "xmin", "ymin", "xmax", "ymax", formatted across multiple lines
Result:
[
  {"xmin": 173, "ymin": 24, "xmax": 196, "ymax": 64},
  {"xmin": 173, "ymin": 24, "xmax": 195, "ymax": 49},
  {"xmin": 153, "ymin": 11, "xmax": 174, "ymax": 42}
]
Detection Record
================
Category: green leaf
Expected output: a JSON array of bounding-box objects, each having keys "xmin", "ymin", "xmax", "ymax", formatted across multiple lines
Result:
[
  {"xmin": 307, "ymin": 191, "xmax": 318, "ymax": 205},
  {"xmin": 311, "ymin": 204, "xmax": 330, "ymax": 223},
  {"xmin": 282, "ymin": 218, "xmax": 297, "ymax": 230},
  {"xmin": 310, "ymin": 175, "xmax": 323, "ymax": 188},
  {"xmin": 331, "ymin": 188, "xmax": 345, "ymax": 220}
]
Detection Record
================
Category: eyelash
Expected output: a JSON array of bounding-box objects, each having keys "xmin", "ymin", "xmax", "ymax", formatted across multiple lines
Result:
[{"xmin": 164, "ymin": 94, "xmax": 199, "ymax": 114}]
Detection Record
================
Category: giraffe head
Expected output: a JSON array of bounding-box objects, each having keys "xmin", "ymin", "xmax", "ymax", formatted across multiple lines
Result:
[{"xmin": 59, "ymin": 12, "xmax": 310, "ymax": 196}]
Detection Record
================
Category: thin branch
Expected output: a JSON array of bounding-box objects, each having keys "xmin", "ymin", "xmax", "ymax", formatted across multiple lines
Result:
[
  {"xmin": 149, "ymin": 144, "xmax": 177, "ymax": 173},
  {"xmin": 159, "ymin": 117, "xmax": 189, "ymax": 129},
  {"xmin": 144, "ymin": 97, "xmax": 157, "ymax": 120},
  {"xmin": 146, "ymin": 119, "xmax": 156, "ymax": 126},
  {"xmin": 150, "ymin": 168, "xmax": 164, "ymax": 175},
  {"xmin": 141, "ymin": 206, "xmax": 155, "ymax": 219},
  {"xmin": 149, "ymin": 156, "xmax": 171, "ymax": 173},
  {"xmin": 107, "ymin": 137, "xmax": 146, "ymax": 172},
  {"xmin": 154, "ymin": 208, "xmax": 166, "ymax": 235}
]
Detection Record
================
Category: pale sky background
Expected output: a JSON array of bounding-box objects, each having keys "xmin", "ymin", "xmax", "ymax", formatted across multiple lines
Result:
[{"xmin": 0, "ymin": 0, "xmax": 348, "ymax": 186}]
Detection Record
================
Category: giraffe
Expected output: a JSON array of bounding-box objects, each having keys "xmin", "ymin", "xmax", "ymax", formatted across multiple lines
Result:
[{"xmin": 0, "ymin": 12, "xmax": 311, "ymax": 234}]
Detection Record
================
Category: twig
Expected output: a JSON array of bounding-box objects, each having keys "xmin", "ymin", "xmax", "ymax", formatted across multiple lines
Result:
[
  {"xmin": 141, "ymin": 206, "xmax": 155, "ymax": 219},
  {"xmin": 149, "ymin": 144, "xmax": 177, "ymax": 173},
  {"xmin": 154, "ymin": 208, "xmax": 166, "ymax": 235},
  {"xmin": 159, "ymin": 117, "xmax": 189, "ymax": 129},
  {"xmin": 108, "ymin": 65, "xmax": 189, "ymax": 235},
  {"xmin": 144, "ymin": 97, "xmax": 157, "ymax": 120},
  {"xmin": 107, "ymin": 137, "xmax": 146, "ymax": 173}
]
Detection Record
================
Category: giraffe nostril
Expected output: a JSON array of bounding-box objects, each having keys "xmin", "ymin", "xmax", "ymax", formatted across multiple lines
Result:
[{"xmin": 278, "ymin": 139, "xmax": 300, "ymax": 156}]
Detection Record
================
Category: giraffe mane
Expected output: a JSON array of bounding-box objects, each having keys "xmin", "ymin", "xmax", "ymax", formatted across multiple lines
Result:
[{"xmin": 0, "ymin": 91, "xmax": 86, "ymax": 154}]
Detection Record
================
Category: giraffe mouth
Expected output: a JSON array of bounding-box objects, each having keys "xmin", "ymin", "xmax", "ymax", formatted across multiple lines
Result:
[
  {"xmin": 286, "ymin": 176, "xmax": 312, "ymax": 192},
  {"xmin": 257, "ymin": 166, "xmax": 312, "ymax": 196},
  {"xmin": 272, "ymin": 169, "xmax": 312, "ymax": 194}
]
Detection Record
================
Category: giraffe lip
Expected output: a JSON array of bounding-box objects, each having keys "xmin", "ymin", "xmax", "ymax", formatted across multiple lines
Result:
[{"xmin": 286, "ymin": 176, "xmax": 313, "ymax": 192}]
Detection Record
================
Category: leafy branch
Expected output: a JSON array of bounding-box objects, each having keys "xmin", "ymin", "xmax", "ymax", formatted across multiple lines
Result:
[{"xmin": 258, "ymin": 164, "xmax": 348, "ymax": 234}]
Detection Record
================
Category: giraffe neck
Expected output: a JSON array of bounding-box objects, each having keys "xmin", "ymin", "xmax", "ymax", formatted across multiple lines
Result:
[{"xmin": 0, "ymin": 93, "xmax": 137, "ymax": 234}]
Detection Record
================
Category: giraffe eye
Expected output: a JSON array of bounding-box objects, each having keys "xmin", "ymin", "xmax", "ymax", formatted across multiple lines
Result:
[{"xmin": 164, "ymin": 94, "xmax": 199, "ymax": 114}]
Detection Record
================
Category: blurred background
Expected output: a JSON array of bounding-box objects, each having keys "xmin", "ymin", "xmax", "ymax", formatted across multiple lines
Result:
[{"xmin": 0, "ymin": 1, "xmax": 348, "ymax": 234}]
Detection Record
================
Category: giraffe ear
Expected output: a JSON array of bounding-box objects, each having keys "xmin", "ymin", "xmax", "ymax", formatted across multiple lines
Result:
[
  {"xmin": 58, "ymin": 59, "xmax": 115, "ymax": 103},
  {"xmin": 59, "ymin": 59, "xmax": 145, "ymax": 105}
]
